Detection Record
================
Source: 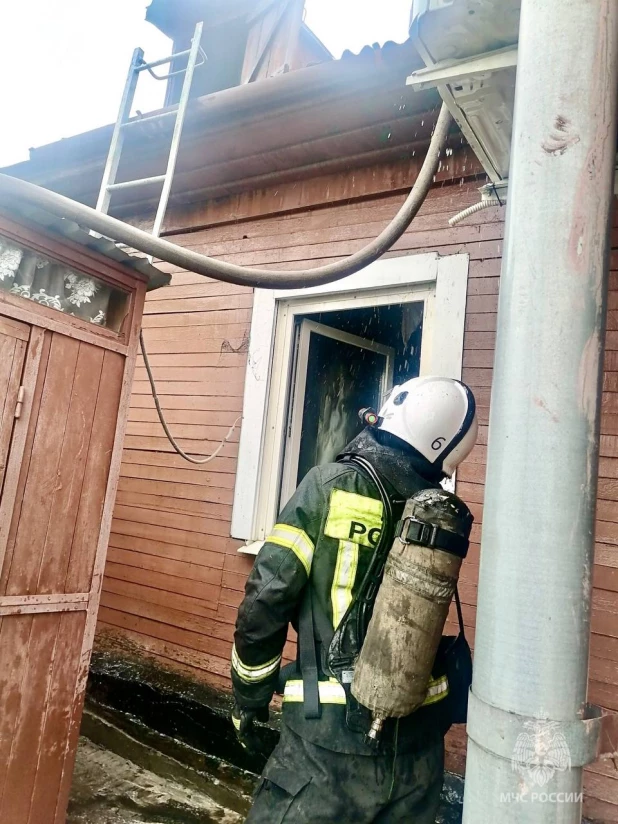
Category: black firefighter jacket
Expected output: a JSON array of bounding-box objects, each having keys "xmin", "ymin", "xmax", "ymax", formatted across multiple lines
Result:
[{"xmin": 232, "ymin": 429, "xmax": 452, "ymax": 756}]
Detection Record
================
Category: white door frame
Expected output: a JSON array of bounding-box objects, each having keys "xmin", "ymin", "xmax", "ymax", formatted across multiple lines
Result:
[{"xmin": 231, "ymin": 252, "xmax": 470, "ymax": 544}]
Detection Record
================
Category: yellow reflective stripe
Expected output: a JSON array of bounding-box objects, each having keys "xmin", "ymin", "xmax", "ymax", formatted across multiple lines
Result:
[
  {"xmin": 324, "ymin": 489, "xmax": 383, "ymax": 548},
  {"xmin": 283, "ymin": 678, "xmax": 346, "ymax": 705},
  {"xmin": 231, "ymin": 645, "xmax": 281, "ymax": 684},
  {"xmin": 422, "ymin": 674, "xmax": 449, "ymax": 706},
  {"xmin": 267, "ymin": 523, "xmax": 314, "ymax": 575},
  {"xmin": 283, "ymin": 676, "xmax": 447, "ymax": 708},
  {"xmin": 331, "ymin": 539, "xmax": 359, "ymax": 630},
  {"xmin": 232, "ymin": 644, "xmax": 281, "ymax": 674},
  {"xmin": 286, "ymin": 678, "xmax": 346, "ymax": 703}
]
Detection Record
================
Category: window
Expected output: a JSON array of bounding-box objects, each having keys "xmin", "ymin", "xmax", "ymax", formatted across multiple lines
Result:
[
  {"xmin": 0, "ymin": 234, "xmax": 130, "ymax": 332},
  {"xmin": 232, "ymin": 253, "xmax": 469, "ymax": 547}
]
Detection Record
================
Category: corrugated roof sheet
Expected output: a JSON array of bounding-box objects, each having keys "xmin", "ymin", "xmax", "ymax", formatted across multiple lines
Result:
[
  {"xmin": 340, "ymin": 39, "xmax": 409, "ymax": 61},
  {"xmin": 2, "ymin": 201, "xmax": 170, "ymax": 291}
]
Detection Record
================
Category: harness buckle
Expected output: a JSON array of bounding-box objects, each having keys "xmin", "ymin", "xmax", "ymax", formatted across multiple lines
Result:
[{"xmin": 396, "ymin": 516, "xmax": 439, "ymax": 547}]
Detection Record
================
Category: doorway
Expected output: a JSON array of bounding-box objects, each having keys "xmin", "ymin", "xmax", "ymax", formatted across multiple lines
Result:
[{"xmin": 280, "ymin": 300, "xmax": 424, "ymax": 507}]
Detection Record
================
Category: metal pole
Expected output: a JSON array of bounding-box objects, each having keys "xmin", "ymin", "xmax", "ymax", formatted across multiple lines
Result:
[{"xmin": 463, "ymin": 2, "xmax": 618, "ymax": 822}]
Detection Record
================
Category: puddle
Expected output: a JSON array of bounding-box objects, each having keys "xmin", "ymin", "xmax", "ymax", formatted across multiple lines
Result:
[{"xmin": 68, "ymin": 739, "xmax": 243, "ymax": 824}]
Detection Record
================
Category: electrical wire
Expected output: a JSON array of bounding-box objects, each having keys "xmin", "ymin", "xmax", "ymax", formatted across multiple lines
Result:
[{"xmin": 139, "ymin": 331, "xmax": 241, "ymax": 465}]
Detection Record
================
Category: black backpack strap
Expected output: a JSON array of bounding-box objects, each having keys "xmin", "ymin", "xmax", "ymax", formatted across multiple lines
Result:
[
  {"xmin": 298, "ymin": 456, "xmax": 394, "ymax": 720},
  {"xmin": 454, "ymin": 587, "xmax": 466, "ymax": 638},
  {"xmin": 298, "ymin": 586, "xmax": 321, "ymax": 719},
  {"xmin": 343, "ymin": 454, "xmax": 393, "ymax": 524},
  {"xmin": 343, "ymin": 455, "xmax": 395, "ymax": 640},
  {"xmin": 395, "ymin": 516, "xmax": 469, "ymax": 558},
  {"xmin": 327, "ymin": 455, "xmax": 396, "ymax": 674}
]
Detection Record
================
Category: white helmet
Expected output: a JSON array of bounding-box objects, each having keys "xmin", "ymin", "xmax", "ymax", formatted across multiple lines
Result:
[{"xmin": 377, "ymin": 376, "xmax": 478, "ymax": 477}]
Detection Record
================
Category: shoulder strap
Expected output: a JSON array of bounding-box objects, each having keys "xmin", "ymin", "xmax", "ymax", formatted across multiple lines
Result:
[
  {"xmin": 345, "ymin": 456, "xmax": 394, "ymax": 636},
  {"xmin": 343, "ymin": 454, "xmax": 393, "ymax": 525},
  {"xmin": 327, "ymin": 455, "xmax": 396, "ymax": 667},
  {"xmin": 346, "ymin": 455, "xmax": 467, "ymax": 642},
  {"xmin": 298, "ymin": 587, "xmax": 321, "ymax": 719},
  {"xmin": 454, "ymin": 587, "xmax": 466, "ymax": 638},
  {"xmin": 298, "ymin": 456, "xmax": 394, "ymax": 719}
]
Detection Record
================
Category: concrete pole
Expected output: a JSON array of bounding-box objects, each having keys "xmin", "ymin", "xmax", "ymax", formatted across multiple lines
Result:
[{"xmin": 462, "ymin": 2, "xmax": 618, "ymax": 822}]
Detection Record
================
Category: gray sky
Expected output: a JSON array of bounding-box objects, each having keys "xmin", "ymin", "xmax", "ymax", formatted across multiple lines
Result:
[{"xmin": 0, "ymin": 0, "xmax": 411, "ymax": 168}]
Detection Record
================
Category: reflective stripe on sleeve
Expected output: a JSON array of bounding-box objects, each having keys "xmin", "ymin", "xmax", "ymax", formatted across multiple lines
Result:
[
  {"xmin": 421, "ymin": 674, "xmax": 449, "ymax": 706},
  {"xmin": 283, "ymin": 678, "xmax": 347, "ymax": 705},
  {"xmin": 267, "ymin": 523, "xmax": 315, "ymax": 575},
  {"xmin": 331, "ymin": 539, "xmax": 359, "ymax": 629},
  {"xmin": 231, "ymin": 644, "xmax": 282, "ymax": 684}
]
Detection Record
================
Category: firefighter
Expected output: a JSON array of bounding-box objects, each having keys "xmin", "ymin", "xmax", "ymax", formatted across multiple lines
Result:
[{"xmin": 231, "ymin": 376, "xmax": 478, "ymax": 824}]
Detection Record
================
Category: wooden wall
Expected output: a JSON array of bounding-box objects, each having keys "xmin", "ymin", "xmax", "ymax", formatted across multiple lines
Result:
[{"xmin": 95, "ymin": 170, "xmax": 618, "ymax": 821}]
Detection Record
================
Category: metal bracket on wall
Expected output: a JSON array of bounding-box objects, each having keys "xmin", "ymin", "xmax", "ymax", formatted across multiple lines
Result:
[
  {"xmin": 467, "ymin": 689, "xmax": 618, "ymax": 768},
  {"xmin": 406, "ymin": 46, "xmax": 518, "ymax": 92}
]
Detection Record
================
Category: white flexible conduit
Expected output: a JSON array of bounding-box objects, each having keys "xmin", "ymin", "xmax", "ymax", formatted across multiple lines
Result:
[
  {"xmin": 0, "ymin": 105, "xmax": 451, "ymax": 291},
  {"xmin": 449, "ymin": 197, "xmax": 502, "ymax": 227}
]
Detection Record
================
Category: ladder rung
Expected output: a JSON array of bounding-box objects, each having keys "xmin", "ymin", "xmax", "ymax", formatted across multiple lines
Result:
[
  {"xmin": 107, "ymin": 175, "xmax": 166, "ymax": 192},
  {"xmin": 121, "ymin": 110, "xmax": 178, "ymax": 129},
  {"xmin": 137, "ymin": 49, "xmax": 191, "ymax": 72}
]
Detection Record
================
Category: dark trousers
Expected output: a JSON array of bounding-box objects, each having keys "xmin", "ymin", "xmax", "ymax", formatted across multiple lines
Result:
[{"xmin": 246, "ymin": 725, "xmax": 444, "ymax": 824}]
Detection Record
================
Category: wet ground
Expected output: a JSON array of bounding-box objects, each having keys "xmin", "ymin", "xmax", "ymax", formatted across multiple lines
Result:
[
  {"xmin": 68, "ymin": 736, "xmax": 464, "ymax": 824},
  {"xmin": 67, "ymin": 739, "xmax": 243, "ymax": 824},
  {"xmin": 81, "ymin": 654, "xmax": 465, "ymax": 823}
]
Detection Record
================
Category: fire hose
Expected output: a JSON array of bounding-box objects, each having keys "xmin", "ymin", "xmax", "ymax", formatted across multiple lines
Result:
[
  {"xmin": 0, "ymin": 104, "xmax": 451, "ymax": 461},
  {"xmin": 0, "ymin": 104, "xmax": 451, "ymax": 290}
]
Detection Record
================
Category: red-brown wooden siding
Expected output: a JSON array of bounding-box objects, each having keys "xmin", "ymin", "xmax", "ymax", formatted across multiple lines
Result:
[{"xmin": 97, "ymin": 177, "xmax": 618, "ymax": 822}]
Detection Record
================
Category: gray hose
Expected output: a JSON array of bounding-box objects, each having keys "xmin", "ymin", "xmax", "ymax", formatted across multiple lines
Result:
[{"xmin": 0, "ymin": 104, "xmax": 451, "ymax": 290}]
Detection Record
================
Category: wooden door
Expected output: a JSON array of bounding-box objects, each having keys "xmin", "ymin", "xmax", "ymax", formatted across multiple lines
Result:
[
  {"xmin": 0, "ymin": 327, "xmax": 126, "ymax": 824},
  {"xmin": 0, "ymin": 316, "xmax": 29, "ymax": 495}
]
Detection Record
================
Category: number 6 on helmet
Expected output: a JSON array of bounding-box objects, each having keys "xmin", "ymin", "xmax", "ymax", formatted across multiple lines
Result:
[{"xmin": 377, "ymin": 376, "xmax": 478, "ymax": 477}]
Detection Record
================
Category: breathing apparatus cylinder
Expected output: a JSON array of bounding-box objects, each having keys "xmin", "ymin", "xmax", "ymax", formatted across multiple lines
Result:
[{"xmin": 351, "ymin": 488, "xmax": 473, "ymax": 741}]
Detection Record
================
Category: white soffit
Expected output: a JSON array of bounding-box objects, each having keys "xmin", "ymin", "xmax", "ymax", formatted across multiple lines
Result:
[{"xmin": 408, "ymin": 0, "xmax": 521, "ymax": 183}]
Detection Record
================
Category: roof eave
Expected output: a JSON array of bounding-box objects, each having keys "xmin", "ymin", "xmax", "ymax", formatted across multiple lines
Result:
[{"xmin": 1, "ymin": 41, "xmax": 439, "ymax": 212}]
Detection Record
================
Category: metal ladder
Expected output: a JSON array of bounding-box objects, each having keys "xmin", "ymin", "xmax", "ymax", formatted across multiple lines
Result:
[
  {"xmin": 94, "ymin": 21, "xmax": 234, "ymax": 465},
  {"xmin": 96, "ymin": 22, "xmax": 205, "ymax": 243}
]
